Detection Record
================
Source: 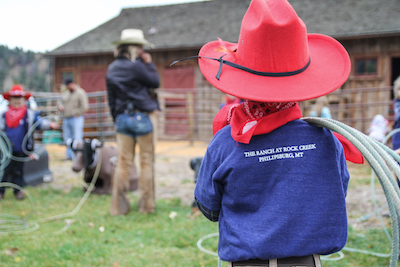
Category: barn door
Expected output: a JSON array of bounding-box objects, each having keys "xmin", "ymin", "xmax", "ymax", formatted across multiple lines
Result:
[
  {"xmin": 162, "ymin": 66, "xmax": 195, "ymax": 136},
  {"xmin": 80, "ymin": 69, "xmax": 108, "ymax": 136},
  {"xmin": 80, "ymin": 69, "xmax": 107, "ymax": 93}
]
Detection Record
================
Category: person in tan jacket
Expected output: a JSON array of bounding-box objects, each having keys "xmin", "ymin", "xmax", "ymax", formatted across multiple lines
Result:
[{"xmin": 59, "ymin": 78, "xmax": 88, "ymax": 160}]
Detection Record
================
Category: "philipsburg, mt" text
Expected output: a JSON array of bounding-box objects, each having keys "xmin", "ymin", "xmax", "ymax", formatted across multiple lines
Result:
[{"xmin": 244, "ymin": 144, "xmax": 317, "ymax": 163}]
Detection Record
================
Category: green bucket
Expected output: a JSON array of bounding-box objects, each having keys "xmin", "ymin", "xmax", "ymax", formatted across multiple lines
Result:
[{"xmin": 42, "ymin": 130, "xmax": 62, "ymax": 144}]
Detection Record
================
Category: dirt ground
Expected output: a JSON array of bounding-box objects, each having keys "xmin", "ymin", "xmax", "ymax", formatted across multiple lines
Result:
[
  {"xmin": 42, "ymin": 141, "xmax": 389, "ymax": 230},
  {"xmin": 43, "ymin": 141, "xmax": 208, "ymax": 206}
]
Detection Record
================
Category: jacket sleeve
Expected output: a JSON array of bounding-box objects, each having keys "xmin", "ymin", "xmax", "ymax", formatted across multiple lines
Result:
[
  {"xmin": 135, "ymin": 60, "xmax": 160, "ymax": 89},
  {"xmin": 106, "ymin": 78, "xmax": 117, "ymax": 120},
  {"xmin": 195, "ymin": 198, "xmax": 220, "ymax": 222},
  {"xmin": 33, "ymin": 112, "xmax": 52, "ymax": 130},
  {"xmin": 81, "ymin": 90, "xmax": 89, "ymax": 113},
  {"xmin": 194, "ymin": 146, "xmax": 223, "ymax": 213},
  {"xmin": 0, "ymin": 112, "xmax": 5, "ymax": 131}
]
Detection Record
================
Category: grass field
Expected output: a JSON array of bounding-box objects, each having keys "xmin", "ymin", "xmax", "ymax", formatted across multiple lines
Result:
[{"xmin": 0, "ymin": 142, "xmax": 396, "ymax": 266}]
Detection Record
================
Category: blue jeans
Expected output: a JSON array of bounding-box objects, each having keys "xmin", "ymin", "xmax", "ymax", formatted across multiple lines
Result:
[{"xmin": 62, "ymin": 116, "xmax": 84, "ymax": 159}]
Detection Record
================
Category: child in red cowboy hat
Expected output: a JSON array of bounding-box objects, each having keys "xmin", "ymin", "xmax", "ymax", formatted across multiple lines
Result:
[
  {"xmin": 194, "ymin": 0, "xmax": 356, "ymax": 266},
  {"xmin": 0, "ymin": 84, "xmax": 58, "ymax": 200}
]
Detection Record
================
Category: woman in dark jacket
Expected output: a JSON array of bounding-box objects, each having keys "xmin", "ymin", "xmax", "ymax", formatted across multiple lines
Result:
[{"xmin": 106, "ymin": 29, "xmax": 160, "ymax": 215}]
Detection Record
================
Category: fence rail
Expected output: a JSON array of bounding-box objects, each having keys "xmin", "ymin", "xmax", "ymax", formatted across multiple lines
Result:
[{"xmin": 31, "ymin": 86, "xmax": 395, "ymax": 143}]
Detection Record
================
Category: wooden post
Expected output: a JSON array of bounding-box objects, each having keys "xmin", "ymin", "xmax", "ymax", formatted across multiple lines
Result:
[
  {"xmin": 187, "ymin": 92, "xmax": 194, "ymax": 144},
  {"xmin": 158, "ymin": 93, "xmax": 166, "ymax": 138},
  {"xmin": 97, "ymin": 95, "xmax": 103, "ymax": 141}
]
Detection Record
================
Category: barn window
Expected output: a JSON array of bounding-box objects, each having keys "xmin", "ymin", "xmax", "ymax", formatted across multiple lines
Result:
[
  {"xmin": 62, "ymin": 71, "xmax": 74, "ymax": 82},
  {"xmin": 355, "ymin": 58, "xmax": 377, "ymax": 75}
]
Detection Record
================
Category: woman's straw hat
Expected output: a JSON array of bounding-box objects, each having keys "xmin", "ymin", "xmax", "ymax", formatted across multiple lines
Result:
[{"xmin": 112, "ymin": 29, "xmax": 154, "ymax": 48}]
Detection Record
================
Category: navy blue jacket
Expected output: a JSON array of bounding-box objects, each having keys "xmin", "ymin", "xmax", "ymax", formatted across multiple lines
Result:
[
  {"xmin": 106, "ymin": 57, "xmax": 160, "ymax": 120},
  {"xmin": 195, "ymin": 119, "xmax": 349, "ymax": 262}
]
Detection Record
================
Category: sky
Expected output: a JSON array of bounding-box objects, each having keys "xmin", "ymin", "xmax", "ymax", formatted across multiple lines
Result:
[{"xmin": 0, "ymin": 0, "xmax": 207, "ymax": 53}]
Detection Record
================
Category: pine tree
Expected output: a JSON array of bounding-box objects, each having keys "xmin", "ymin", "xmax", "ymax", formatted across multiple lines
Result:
[{"xmin": 0, "ymin": 45, "xmax": 49, "ymax": 92}]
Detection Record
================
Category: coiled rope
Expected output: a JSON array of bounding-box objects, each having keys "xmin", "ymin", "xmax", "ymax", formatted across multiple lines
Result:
[
  {"xmin": 302, "ymin": 117, "xmax": 400, "ymax": 267},
  {"xmin": 0, "ymin": 150, "xmax": 101, "ymax": 236},
  {"xmin": 0, "ymin": 115, "xmax": 101, "ymax": 236}
]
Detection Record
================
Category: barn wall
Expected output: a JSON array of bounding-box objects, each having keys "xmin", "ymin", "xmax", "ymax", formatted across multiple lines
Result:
[
  {"xmin": 54, "ymin": 54, "xmax": 114, "ymax": 92},
  {"xmin": 302, "ymin": 36, "xmax": 400, "ymax": 133},
  {"xmin": 153, "ymin": 48, "xmax": 223, "ymax": 139},
  {"xmin": 341, "ymin": 36, "xmax": 400, "ymax": 131}
]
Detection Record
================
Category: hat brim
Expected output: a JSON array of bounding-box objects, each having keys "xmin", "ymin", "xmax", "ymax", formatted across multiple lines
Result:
[
  {"xmin": 2, "ymin": 92, "xmax": 31, "ymax": 101},
  {"xmin": 198, "ymin": 34, "xmax": 351, "ymax": 102},
  {"xmin": 112, "ymin": 38, "xmax": 155, "ymax": 48}
]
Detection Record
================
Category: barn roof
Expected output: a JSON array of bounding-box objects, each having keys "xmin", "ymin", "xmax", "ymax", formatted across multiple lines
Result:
[{"xmin": 48, "ymin": 0, "xmax": 400, "ymax": 56}]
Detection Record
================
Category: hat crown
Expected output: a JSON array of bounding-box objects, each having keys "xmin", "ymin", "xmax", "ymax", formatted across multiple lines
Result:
[
  {"xmin": 236, "ymin": 0, "xmax": 309, "ymax": 73},
  {"xmin": 120, "ymin": 29, "xmax": 145, "ymax": 41},
  {"xmin": 112, "ymin": 28, "xmax": 153, "ymax": 47},
  {"xmin": 10, "ymin": 84, "xmax": 26, "ymax": 95}
]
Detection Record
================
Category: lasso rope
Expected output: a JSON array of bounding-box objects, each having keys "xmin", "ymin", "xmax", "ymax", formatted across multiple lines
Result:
[
  {"xmin": 0, "ymin": 149, "xmax": 101, "ymax": 236},
  {"xmin": 0, "ymin": 115, "xmax": 60, "ymax": 183},
  {"xmin": 0, "ymin": 115, "xmax": 102, "ymax": 236},
  {"xmin": 302, "ymin": 117, "xmax": 400, "ymax": 267}
]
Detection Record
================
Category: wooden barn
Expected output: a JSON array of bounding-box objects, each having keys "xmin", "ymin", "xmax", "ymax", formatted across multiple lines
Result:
[{"xmin": 46, "ymin": 0, "xmax": 400, "ymax": 140}]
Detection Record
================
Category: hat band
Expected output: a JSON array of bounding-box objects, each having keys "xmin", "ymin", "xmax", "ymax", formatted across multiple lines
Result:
[
  {"xmin": 10, "ymin": 91, "xmax": 26, "ymax": 96},
  {"xmin": 171, "ymin": 55, "xmax": 311, "ymax": 80}
]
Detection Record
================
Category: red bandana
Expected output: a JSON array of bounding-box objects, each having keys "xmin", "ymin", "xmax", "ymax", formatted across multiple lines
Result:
[
  {"xmin": 5, "ymin": 105, "xmax": 27, "ymax": 128},
  {"xmin": 213, "ymin": 101, "xmax": 364, "ymax": 164},
  {"xmin": 214, "ymin": 100, "xmax": 301, "ymax": 144}
]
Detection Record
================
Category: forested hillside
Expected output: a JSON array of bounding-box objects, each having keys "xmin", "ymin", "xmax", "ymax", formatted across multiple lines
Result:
[{"xmin": 0, "ymin": 45, "xmax": 51, "ymax": 93}]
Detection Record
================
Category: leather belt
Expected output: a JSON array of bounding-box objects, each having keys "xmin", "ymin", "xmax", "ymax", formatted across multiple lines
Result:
[{"xmin": 229, "ymin": 254, "xmax": 321, "ymax": 267}]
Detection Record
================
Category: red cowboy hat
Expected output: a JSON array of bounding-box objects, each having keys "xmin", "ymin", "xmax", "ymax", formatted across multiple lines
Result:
[
  {"xmin": 198, "ymin": 0, "xmax": 351, "ymax": 102},
  {"xmin": 2, "ymin": 84, "xmax": 31, "ymax": 100}
]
